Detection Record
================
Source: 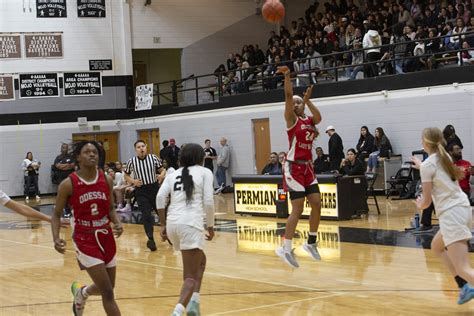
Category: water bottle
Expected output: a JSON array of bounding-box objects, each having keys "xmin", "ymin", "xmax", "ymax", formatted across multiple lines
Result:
[{"xmin": 414, "ymin": 213, "xmax": 420, "ymax": 229}]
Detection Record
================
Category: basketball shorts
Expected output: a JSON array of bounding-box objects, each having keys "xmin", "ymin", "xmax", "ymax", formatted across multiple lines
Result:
[
  {"xmin": 439, "ymin": 206, "xmax": 473, "ymax": 247},
  {"xmin": 283, "ymin": 160, "xmax": 320, "ymax": 199},
  {"xmin": 73, "ymin": 227, "xmax": 117, "ymax": 269},
  {"xmin": 166, "ymin": 224, "xmax": 205, "ymax": 252}
]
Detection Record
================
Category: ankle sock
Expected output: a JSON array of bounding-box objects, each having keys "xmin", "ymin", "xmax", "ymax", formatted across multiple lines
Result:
[
  {"xmin": 190, "ymin": 292, "xmax": 200, "ymax": 303},
  {"xmin": 455, "ymin": 276, "xmax": 468, "ymax": 289},
  {"xmin": 174, "ymin": 303, "xmax": 185, "ymax": 315},
  {"xmin": 308, "ymin": 232, "xmax": 317, "ymax": 244},
  {"xmin": 82, "ymin": 286, "xmax": 90, "ymax": 299},
  {"xmin": 283, "ymin": 239, "xmax": 292, "ymax": 252}
]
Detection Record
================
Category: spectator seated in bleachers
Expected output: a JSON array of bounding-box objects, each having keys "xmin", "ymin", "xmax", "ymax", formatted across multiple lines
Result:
[
  {"xmin": 356, "ymin": 125, "xmax": 375, "ymax": 161},
  {"xmin": 458, "ymin": 41, "xmax": 474, "ymax": 64},
  {"xmin": 346, "ymin": 40, "xmax": 364, "ymax": 79},
  {"xmin": 214, "ymin": 0, "xmax": 472, "ymax": 94},
  {"xmin": 367, "ymin": 127, "xmax": 393, "ymax": 174}
]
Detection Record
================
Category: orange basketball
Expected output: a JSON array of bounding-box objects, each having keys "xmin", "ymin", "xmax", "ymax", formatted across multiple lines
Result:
[{"xmin": 262, "ymin": 0, "xmax": 285, "ymax": 23}]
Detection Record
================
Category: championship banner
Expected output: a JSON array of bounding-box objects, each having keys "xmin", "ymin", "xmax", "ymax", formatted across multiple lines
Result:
[
  {"xmin": 234, "ymin": 183, "xmax": 279, "ymax": 214},
  {"xmin": 36, "ymin": 0, "xmax": 67, "ymax": 18},
  {"xmin": 19, "ymin": 73, "xmax": 59, "ymax": 99},
  {"xmin": 63, "ymin": 72, "xmax": 102, "ymax": 96},
  {"xmin": 288, "ymin": 184, "xmax": 338, "ymax": 217},
  {"xmin": 0, "ymin": 76, "xmax": 15, "ymax": 101},
  {"xmin": 78, "ymin": 0, "xmax": 106, "ymax": 18},
  {"xmin": 89, "ymin": 59, "xmax": 112, "ymax": 71},
  {"xmin": 0, "ymin": 34, "xmax": 21, "ymax": 59},
  {"xmin": 135, "ymin": 84, "xmax": 153, "ymax": 111},
  {"xmin": 24, "ymin": 33, "xmax": 63, "ymax": 58}
]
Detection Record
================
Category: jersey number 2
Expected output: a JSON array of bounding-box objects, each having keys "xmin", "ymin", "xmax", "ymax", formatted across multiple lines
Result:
[
  {"xmin": 173, "ymin": 176, "xmax": 183, "ymax": 191},
  {"xmin": 90, "ymin": 203, "xmax": 99, "ymax": 216}
]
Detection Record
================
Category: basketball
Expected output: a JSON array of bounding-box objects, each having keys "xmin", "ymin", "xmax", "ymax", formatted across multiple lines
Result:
[{"xmin": 262, "ymin": 0, "xmax": 285, "ymax": 23}]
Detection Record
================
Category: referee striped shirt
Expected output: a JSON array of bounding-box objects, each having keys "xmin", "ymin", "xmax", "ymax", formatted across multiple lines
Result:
[{"xmin": 125, "ymin": 154, "xmax": 162, "ymax": 185}]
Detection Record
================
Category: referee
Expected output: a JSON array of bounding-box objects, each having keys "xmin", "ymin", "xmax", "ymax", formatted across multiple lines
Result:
[{"xmin": 124, "ymin": 140, "xmax": 163, "ymax": 251}]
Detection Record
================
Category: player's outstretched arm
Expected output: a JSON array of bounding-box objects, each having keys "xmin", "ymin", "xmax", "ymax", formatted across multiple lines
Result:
[
  {"xmin": 303, "ymin": 85, "xmax": 322, "ymax": 125},
  {"xmin": 276, "ymin": 66, "xmax": 296, "ymax": 128},
  {"xmin": 5, "ymin": 200, "xmax": 52, "ymax": 223}
]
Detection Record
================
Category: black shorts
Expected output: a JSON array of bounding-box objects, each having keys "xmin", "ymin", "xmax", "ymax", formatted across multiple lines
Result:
[{"xmin": 289, "ymin": 183, "xmax": 320, "ymax": 200}]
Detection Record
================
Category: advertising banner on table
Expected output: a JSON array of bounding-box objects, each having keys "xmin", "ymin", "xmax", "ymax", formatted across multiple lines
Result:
[
  {"xmin": 288, "ymin": 184, "xmax": 338, "ymax": 217},
  {"xmin": 0, "ymin": 34, "xmax": 21, "ymax": 59},
  {"xmin": 63, "ymin": 72, "xmax": 102, "ymax": 96},
  {"xmin": 0, "ymin": 76, "xmax": 15, "ymax": 101},
  {"xmin": 135, "ymin": 84, "xmax": 153, "ymax": 111},
  {"xmin": 36, "ymin": 0, "xmax": 67, "ymax": 18},
  {"xmin": 24, "ymin": 33, "xmax": 63, "ymax": 58},
  {"xmin": 77, "ymin": 0, "xmax": 106, "ymax": 18},
  {"xmin": 19, "ymin": 73, "xmax": 59, "ymax": 99},
  {"xmin": 234, "ymin": 183, "xmax": 279, "ymax": 214}
]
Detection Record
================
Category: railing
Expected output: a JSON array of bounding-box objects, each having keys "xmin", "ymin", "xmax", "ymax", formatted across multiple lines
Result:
[{"xmin": 152, "ymin": 31, "xmax": 474, "ymax": 106}]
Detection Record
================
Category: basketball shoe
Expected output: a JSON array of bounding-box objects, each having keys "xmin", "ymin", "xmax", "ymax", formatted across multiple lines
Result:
[
  {"xmin": 71, "ymin": 281, "xmax": 88, "ymax": 316},
  {"xmin": 275, "ymin": 246, "xmax": 299, "ymax": 268},
  {"xmin": 186, "ymin": 299, "xmax": 200, "ymax": 316},
  {"xmin": 303, "ymin": 243, "xmax": 321, "ymax": 260},
  {"xmin": 458, "ymin": 283, "xmax": 474, "ymax": 305}
]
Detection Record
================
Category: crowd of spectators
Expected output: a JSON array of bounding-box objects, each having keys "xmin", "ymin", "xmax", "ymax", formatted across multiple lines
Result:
[{"xmin": 215, "ymin": 0, "xmax": 473, "ymax": 94}]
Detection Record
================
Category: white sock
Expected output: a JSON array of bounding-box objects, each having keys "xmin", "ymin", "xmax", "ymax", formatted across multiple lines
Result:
[
  {"xmin": 174, "ymin": 303, "xmax": 185, "ymax": 315},
  {"xmin": 283, "ymin": 239, "xmax": 292, "ymax": 252},
  {"xmin": 82, "ymin": 286, "xmax": 90, "ymax": 299},
  {"xmin": 190, "ymin": 292, "xmax": 200, "ymax": 303}
]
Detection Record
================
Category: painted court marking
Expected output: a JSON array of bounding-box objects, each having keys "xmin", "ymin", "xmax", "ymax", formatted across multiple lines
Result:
[{"xmin": 209, "ymin": 293, "xmax": 345, "ymax": 315}]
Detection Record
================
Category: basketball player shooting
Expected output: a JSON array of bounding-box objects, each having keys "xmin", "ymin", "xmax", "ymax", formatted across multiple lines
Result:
[{"xmin": 275, "ymin": 65, "xmax": 322, "ymax": 268}]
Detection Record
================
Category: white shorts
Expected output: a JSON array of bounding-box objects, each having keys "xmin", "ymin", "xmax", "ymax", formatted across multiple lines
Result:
[
  {"xmin": 167, "ymin": 224, "xmax": 204, "ymax": 252},
  {"xmin": 73, "ymin": 241, "xmax": 117, "ymax": 269},
  {"xmin": 439, "ymin": 206, "xmax": 473, "ymax": 247}
]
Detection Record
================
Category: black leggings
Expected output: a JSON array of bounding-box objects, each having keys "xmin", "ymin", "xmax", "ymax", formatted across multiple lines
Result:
[
  {"xmin": 24, "ymin": 175, "xmax": 39, "ymax": 196},
  {"xmin": 135, "ymin": 183, "xmax": 159, "ymax": 240},
  {"xmin": 421, "ymin": 203, "xmax": 435, "ymax": 227}
]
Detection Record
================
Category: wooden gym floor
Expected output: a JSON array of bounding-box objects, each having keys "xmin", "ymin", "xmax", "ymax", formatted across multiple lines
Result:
[{"xmin": 0, "ymin": 194, "xmax": 473, "ymax": 315}]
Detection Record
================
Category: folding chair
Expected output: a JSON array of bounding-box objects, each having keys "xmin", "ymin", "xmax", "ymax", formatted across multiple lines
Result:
[
  {"xmin": 386, "ymin": 161, "xmax": 413, "ymax": 199},
  {"xmin": 366, "ymin": 172, "xmax": 380, "ymax": 214}
]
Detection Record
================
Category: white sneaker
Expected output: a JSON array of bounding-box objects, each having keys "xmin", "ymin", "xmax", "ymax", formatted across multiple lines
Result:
[
  {"xmin": 35, "ymin": 195, "xmax": 41, "ymax": 202},
  {"xmin": 303, "ymin": 243, "xmax": 321, "ymax": 260},
  {"xmin": 275, "ymin": 246, "xmax": 299, "ymax": 268},
  {"xmin": 71, "ymin": 281, "xmax": 87, "ymax": 316},
  {"xmin": 25, "ymin": 196, "xmax": 29, "ymax": 203},
  {"xmin": 214, "ymin": 184, "xmax": 225, "ymax": 195}
]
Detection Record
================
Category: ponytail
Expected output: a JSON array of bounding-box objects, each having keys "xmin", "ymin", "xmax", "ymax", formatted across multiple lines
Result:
[
  {"xmin": 423, "ymin": 128, "xmax": 464, "ymax": 181},
  {"xmin": 178, "ymin": 143, "xmax": 206, "ymax": 205},
  {"xmin": 437, "ymin": 143, "xmax": 463, "ymax": 181},
  {"xmin": 181, "ymin": 166, "xmax": 194, "ymax": 205}
]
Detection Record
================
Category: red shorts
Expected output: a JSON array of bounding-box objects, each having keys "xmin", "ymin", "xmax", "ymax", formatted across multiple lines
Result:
[
  {"xmin": 283, "ymin": 160, "xmax": 318, "ymax": 193},
  {"xmin": 73, "ymin": 227, "xmax": 116, "ymax": 269}
]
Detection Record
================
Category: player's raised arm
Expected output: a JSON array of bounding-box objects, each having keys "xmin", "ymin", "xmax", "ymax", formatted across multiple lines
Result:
[
  {"xmin": 276, "ymin": 66, "xmax": 296, "ymax": 127},
  {"xmin": 303, "ymin": 85, "xmax": 322, "ymax": 125}
]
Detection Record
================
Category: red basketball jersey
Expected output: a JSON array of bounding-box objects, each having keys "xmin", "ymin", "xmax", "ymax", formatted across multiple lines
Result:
[
  {"xmin": 68, "ymin": 171, "xmax": 111, "ymax": 233},
  {"xmin": 286, "ymin": 115, "xmax": 316, "ymax": 161}
]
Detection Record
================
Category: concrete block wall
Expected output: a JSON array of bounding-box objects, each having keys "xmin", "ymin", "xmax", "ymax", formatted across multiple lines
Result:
[{"xmin": 1, "ymin": 83, "xmax": 472, "ymax": 197}]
